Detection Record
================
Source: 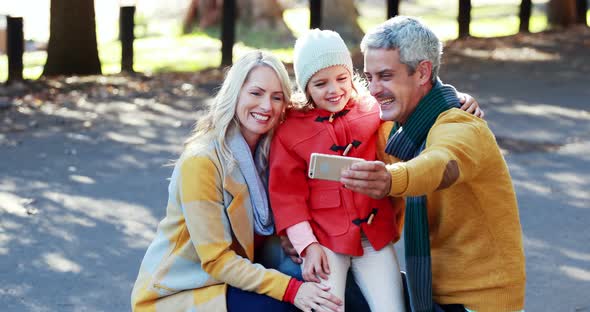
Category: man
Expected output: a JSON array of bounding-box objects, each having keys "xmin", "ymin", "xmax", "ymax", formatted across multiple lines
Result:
[{"xmin": 341, "ymin": 16, "xmax": 526, "ymax": 312}]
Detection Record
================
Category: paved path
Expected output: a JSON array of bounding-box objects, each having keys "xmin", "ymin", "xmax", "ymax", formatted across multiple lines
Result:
[{"xmin": 1, "ymin": 29, "xmax": 589, "ymax": 311}]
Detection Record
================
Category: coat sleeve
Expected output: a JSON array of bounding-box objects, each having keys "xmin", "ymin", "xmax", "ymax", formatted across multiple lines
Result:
[
  {"xmin": 179, "ymin": 156, "xmax": 291, "ymax": 301},
  {"xmin": 387, "ymin": 116, "xmax": 486, "ymax": 197},
  {"xmin": 269, "ymin": 133, "xmax": 312, "ymax": 235}
]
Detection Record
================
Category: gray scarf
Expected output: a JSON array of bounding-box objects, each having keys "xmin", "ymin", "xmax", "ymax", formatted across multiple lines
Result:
[{"xmin": 226, "ymin": 124, "xmax": 275, "ymax": 235}]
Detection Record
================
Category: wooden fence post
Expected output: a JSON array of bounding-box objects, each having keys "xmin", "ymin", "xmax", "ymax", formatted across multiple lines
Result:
[
  {"xmin": 221, "ymin": 0, "xmax": 236, "ymax": 66},
  {"xmin": 576, "ymin": 0, "xmax": 588, "ymax": 25},
  {"xmin": 458, "ymin": 0, "xmax": 471, "ymax": 38},
  {"xmin": 387, "ymin": 0, "xmax": 400, "ymax": 18},
  {"xmin": 7, "ymin": 16, "xmax": 24, "ymax": 83},
  {"xmin": 519, "ymin": 0, "xmax": 532, "ymax": 32},
  {"xmin": 310, "ymin": 0, "xmax": 322, "ymax": 29},
  {"xmin": 120, "ymin": 6, "xmax": 135, "ymax": 72}
]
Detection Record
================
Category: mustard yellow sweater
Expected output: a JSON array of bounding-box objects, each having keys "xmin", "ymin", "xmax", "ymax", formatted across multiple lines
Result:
[{"xmin": 377, "ymin": 109, "xmax": 526, "ymax": 312}]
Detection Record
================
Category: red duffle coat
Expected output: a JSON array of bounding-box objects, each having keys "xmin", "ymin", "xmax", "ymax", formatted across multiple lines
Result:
[{"xmin": 269, "ymin": 97, "xmax": 401, "ymax": 256}]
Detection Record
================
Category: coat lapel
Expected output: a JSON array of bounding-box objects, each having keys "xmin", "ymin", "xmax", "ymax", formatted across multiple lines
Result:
[{"xmin": 223, "ymin": 165, "xmax": 255, "ymax": 260}]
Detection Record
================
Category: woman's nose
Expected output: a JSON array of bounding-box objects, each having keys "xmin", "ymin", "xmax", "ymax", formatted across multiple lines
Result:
[{"xmin": 259, "ymin": 96, "xmax": 272, "ymax": 111}]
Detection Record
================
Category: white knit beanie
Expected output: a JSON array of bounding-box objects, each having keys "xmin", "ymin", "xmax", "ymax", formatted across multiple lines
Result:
[{"xmin": 293, "ymin": 29, "xmax": 353, "ymax": 92}]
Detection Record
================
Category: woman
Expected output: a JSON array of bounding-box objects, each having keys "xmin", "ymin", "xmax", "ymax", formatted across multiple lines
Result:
[{"xmin": 131, "ymin": 51, "xmax": 343, "ymax": 312}]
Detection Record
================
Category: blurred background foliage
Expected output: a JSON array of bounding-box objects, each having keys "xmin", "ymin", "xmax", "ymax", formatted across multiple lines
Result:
[{"xmin": 0, "ymin": 0, "xmax": 586, "ymax": 81}]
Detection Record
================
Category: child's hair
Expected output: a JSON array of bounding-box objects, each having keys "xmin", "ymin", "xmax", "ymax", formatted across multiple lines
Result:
[
  {"xmin": 290, "ymin": 29, "xmax": 370, "ymax": 111},
  {"xmin": 179, "ymin": 50, "xmax": 291, "ymax": 173}
]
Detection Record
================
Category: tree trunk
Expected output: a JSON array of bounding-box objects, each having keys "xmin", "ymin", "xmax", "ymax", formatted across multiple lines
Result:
[
  {"xmin": 321, "ymin": 0, "xmax": 364, "ymax": 46},
  {"xmin": 239, "ymin": 0, "xmax": 289, "ymax": 32},
  {"xmin": 43, "ymin": 0, "xmax": 101, "ymax": 76},
  {"xmin": 183, "ymin": 0, "xmax": 293, "ymax": 40},
  {"xmin": 547, "ymin": 0, "xmax": 577, "ymax": 28}
]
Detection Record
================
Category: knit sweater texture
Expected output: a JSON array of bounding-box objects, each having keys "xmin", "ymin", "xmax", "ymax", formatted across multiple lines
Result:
[{"xmin": 377, "ymin": 109, "xmax": 526, "ymax": 312}]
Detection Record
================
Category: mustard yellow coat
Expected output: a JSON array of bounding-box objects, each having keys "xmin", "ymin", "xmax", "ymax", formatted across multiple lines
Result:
[{"xmin": 131, "ymin": 142, "xmax": 291, "ymax": 311}]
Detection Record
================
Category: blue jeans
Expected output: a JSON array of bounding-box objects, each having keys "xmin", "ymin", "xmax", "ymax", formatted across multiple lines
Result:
[
  {"xmin": 256, "ymin": 235, "xmax": 371, "ymax": 312},
  {"xmin": 226, "ymin": 285, "xmax": 297, "ymax": 312}
]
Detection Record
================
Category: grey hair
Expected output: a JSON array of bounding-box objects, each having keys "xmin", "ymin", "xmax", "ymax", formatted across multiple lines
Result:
[
  {"xmin": 180, "ymin": 50, "xmax": 291, "ymax": 174},
  {"xmin": 360, "ymin": 16, "xmax": 442, "ymax": 83}
]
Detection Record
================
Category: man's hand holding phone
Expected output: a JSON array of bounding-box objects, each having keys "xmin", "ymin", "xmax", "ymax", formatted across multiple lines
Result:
[{"xmin": 308, "ymin": 153, "xmax": 365, "ymax": 182}]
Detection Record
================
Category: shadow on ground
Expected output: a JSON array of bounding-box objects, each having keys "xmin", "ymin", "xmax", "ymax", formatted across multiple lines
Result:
[{"xmin": 1, "ymin": 27, "xmax": 589, "ymax": 311}]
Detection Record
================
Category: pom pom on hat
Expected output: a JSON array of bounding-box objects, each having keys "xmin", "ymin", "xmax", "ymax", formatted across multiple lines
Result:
[{"xmin": 293, "ymin": 29, "xmax": 353, "ymax": 92}]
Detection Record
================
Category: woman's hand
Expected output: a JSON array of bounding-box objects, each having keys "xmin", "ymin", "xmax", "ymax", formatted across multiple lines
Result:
[
  {"xmin": 458, "ymin": 92, "xmax": 485, "ymax": 118},
  {"xmin": 294, "ymin": 282, "xmax": 343, "ymax": 312},
  {"xmin": 302, "ymin": 243, "xmax": 330, "ymax": 283}
]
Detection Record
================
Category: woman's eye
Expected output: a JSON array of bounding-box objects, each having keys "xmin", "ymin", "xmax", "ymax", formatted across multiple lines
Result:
[{"xmin": 250, "ymin": 92, "xmax": 261, "ymax": 96}]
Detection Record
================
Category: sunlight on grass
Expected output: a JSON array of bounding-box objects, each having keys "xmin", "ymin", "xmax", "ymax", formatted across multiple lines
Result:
[
  {"xmin": 0, "ymin": 51, "xmax": 46, "ymax": 82},
  {"xmin": 98, "ymin": 32, "xmax": 224, "ymax": 74},
  {"xmin": 0, "ymin": 2, "xmax": 585, "ymax": 82},
  {"xmin": 283, "ymin": 8, "xmax": 310, "ymax": 38},
  {"xmin": 359, "ymin": 2, "xmax": 551, "ymax": 40}
]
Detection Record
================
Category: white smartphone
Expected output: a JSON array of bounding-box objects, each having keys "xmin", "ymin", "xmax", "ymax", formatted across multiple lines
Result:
[{"xmin": 308, "ymin": 153, "xmax": 365, "ymax": 181}]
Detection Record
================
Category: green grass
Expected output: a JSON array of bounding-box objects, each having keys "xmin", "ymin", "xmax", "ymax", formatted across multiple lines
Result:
[
  {"xmin": 1, "ymin": 3, "xmax": 586, "ymax": 82},
  {"xmin": 359, "ymin": 2, "xmax": 550, "ymax": 41}
]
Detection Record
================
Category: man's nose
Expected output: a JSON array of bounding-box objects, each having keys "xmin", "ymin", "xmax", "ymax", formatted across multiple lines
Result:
[{"xmin": 368, "ymin": 81, "xmax": 382, "ymax": 97}]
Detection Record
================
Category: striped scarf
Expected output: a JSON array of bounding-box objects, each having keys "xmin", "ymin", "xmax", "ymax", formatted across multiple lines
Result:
[{"xmin": 385, "ymin": 79, "xmax": 460, "ymax": 312}]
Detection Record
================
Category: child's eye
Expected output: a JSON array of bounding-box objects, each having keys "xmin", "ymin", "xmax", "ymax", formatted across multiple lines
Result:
[{"xmin": 314, "ymin": 82, "xmax": 325, "ymax": 87}]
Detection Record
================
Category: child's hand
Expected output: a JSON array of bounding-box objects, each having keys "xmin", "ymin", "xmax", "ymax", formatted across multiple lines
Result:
[{"xmin": 302, "ymin": 243, "xmax": 330, "ymax": 283}]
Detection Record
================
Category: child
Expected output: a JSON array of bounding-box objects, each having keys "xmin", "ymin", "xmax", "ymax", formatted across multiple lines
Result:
[{"xmin": 269, "ymin": 29, "xmax": 406, "ymax": 312}]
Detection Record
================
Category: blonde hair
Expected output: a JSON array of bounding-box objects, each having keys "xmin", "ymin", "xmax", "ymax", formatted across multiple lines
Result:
[
  {"xmin": 179, "ymin": 51, "xmax": 292, "ymax": 173},
  {"xmin": 289, "ymin": 69, "xmax": 370, "ymax": 111}
]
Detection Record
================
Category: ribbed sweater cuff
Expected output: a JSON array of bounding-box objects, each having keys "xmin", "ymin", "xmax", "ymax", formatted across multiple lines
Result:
[
  {"xmin": 282, "ymin": 278, "xmax": 304, "ymax": 304},
  {"xmin": 387, "ymin": 163, "xmax": 408, "ymax": 196},
  {"xmin": 467, "ymin": 284, "xmax": 525, "ymax": 312},
  {"xmin": 439, "ymin": 283, "xmax": 525, "ymax": 312}
]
